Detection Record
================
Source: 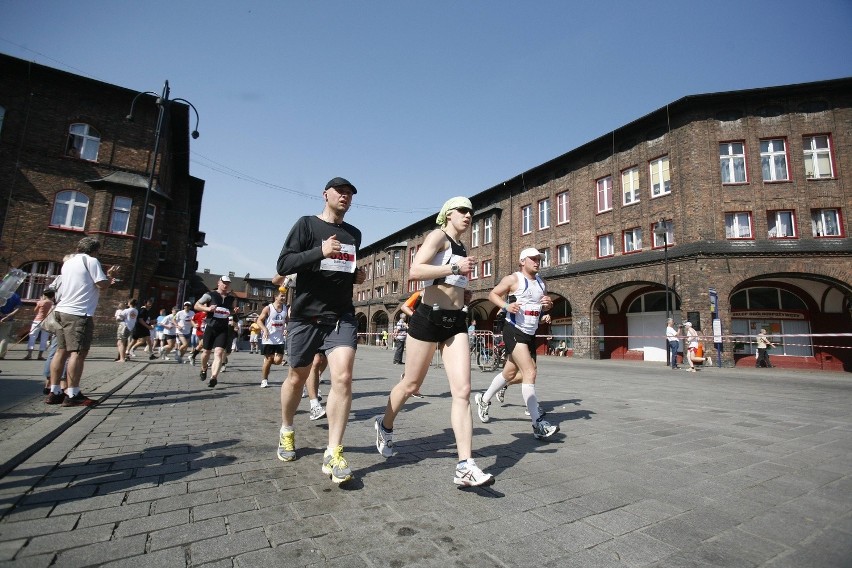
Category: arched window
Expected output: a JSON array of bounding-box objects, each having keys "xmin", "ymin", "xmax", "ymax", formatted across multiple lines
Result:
[
  {"xmin": 730, "ymin": 287, "xmax": 812, "ymax": 357},
  {"xmin": 18, "ymin": 261, "xmax": 61, "ymax": 300},
  {"xmin": 627, "ymin": 291, "xmax": 681, "ymax": 313},
  {"xmin": 66, "ymin": 123, "xmax": 100, "ymax": 161},
  {"xmin": 51, "ymin": 190, "xmax": 89, "ymax": 229}
]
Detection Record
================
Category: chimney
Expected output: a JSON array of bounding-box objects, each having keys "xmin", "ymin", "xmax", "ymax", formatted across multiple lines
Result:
[
  {"xmin": 228, "ymin": 271, "xmax": 235, "ymax": 278},
  {"xmin": 203, "ymin": 268, "xmax": 210, "ymax": 274}
]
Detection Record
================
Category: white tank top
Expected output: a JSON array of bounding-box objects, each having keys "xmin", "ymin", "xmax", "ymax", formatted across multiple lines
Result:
[
  {"xmin": 263, "ymin": 303, "xmax": 288, "ymax": 345},
  {"xmin": 507, "ymin": 272, "xmax": 546, "ymax": 336}
]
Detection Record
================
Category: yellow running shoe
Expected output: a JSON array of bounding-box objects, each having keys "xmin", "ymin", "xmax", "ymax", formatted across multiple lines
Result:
[
  {"xmin": 322, "ymin": 445, "xmax": 353, "ymax": 485},
  {"xmin": 277, "ymin": 430, "xmax": 295, "ymax": 461}
]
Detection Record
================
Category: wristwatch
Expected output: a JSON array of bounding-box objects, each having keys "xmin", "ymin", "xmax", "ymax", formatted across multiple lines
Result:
[{"xmin": 451, "ymin": 263, "xmax": 461, "ymax": 276}]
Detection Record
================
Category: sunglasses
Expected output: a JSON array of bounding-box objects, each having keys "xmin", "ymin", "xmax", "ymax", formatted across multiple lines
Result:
[{"xmin": 453, "ymin": 207, "xmax": 473, "ymax": 215}]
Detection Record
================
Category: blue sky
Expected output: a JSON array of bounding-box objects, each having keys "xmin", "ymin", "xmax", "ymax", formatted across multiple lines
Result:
[{"xmin": 2, "ymin": 1, "xmax": 851, "ymax": 278}]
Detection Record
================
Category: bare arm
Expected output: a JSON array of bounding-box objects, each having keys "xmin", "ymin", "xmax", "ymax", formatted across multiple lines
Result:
[{"xmin": 488, "ymin": 274, "xmax": 519, "ymax": 314}]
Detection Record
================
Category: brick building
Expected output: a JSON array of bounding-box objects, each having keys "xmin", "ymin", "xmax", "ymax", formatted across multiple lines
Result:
[
  {"xmin": 0, "ymin": 54, "xmax": 206, "ymax": 342},
  {"xmin": 354, "ymin": 78, "xmax": 852, "ymax": 371}
]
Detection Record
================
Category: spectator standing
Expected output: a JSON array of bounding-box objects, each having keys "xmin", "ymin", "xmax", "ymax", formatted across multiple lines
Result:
[
  {"xmin": 392, "ymin": 314, "xmax": 408, "ymax": 364},
  {"xmin": 756, "ymin": 328, "xmax": 776, "ymax": 368},
  {"xmin": 666, "ymin": 318, "xmax": 680, "ymax": 370},
  {"xmin": 24, "ymin": 289, "xmax": 55, "ymax": 360},
  {"xmin": 0, "ymin": 292, "xmax": 23, "ymax": 360}
]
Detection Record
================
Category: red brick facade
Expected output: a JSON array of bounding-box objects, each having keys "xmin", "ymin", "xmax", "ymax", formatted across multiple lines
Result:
[
  {"xmin": 355, "ymin": 78, "xmax": 852, "ymax": 371},
  {"xmin": 0, "ymin": 54, "xmax": 205, "ymax": 342}
]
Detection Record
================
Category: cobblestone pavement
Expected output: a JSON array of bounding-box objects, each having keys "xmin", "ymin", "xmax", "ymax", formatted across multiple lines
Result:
[{"xmin": 0, "ymin": 344, "xmax": 849, "ymax": 567}]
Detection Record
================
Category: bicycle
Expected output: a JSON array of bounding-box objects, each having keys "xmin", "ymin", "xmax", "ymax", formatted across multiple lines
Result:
[{"xmin": 477, "ymin": 338, "xmax": 506, "ymax": 372}]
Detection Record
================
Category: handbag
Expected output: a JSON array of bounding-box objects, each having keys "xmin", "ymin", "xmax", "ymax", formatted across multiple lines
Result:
[{"xmin": 41, "ymin": 309, "xmax": 61, "ymax": 334}]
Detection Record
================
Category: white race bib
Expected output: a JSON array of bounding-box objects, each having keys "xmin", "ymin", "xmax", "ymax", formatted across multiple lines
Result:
[{"xmin": 319, "ymin": 242, "xmax": 357, "ymax": 273}]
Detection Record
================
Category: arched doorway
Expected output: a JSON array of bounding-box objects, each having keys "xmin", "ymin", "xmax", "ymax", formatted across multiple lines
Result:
[
  {"xmin": 371, "ymin": 311, "xmax": 389, "ymax": 346},
  {"xmin": 595, "ymin": 284, "xmax": 681, "ymax": 361}
]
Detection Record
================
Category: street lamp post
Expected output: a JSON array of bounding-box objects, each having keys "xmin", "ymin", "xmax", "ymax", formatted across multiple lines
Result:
[
  {"xmin": 125, "ymin": 81, "xmax": 200, "ymax": 300},
  {"xmin": 655, "ymin": 219, "xmax": 671, "ymax": 365}
]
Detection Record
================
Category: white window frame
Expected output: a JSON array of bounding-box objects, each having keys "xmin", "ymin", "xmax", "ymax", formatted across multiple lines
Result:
[
  {"xmin": 803, "ymin": 135, "xmax": 834, "ymax": 179},
  {"xmin": 597, "ymin": 234, "xmax": 614, "ymax": 258},
  {"xmin": 622, "ymin": 166, "xmax": 640, "ymax": 205},
  {"xmin": 538, "ymin": 199, "xmax": 551, "ymax": 230},
  {"xmin": 725, "ymin": 211, "xmax": 753, "ymax": 239},
  {"xmin": 811, "ymin": 208, "xmax": 842, "ymax": 237},
  {"xmin": 652, "ymin": 220, "xmax": 674, "ymax": 248},
  {"xmin": 760, "ymin": 138, "xmax": 789, "ymax": 182},
  {"xmin": 392, "ymin": 250, "xmax": 401, "ymax": 269},
  {"xmin": 483, "ymin": 218, "xmax": 493, "ymax": 243},
  {"xmin": 109, "ymin": 196, "xmax": 133, "ymax": 234},
  {"xmin": 596, "ymin": 176, "xmax": 613, "ymax": 213},
  {"xmin": 18, "ymin": 261, "xmax": 61, "ymax": 300},
  {"xmin": 470, "ymin": 263, "xmax": 479, "ymax": 280},
  {"xmin": 556, "ymin": 191, "xmax": 570, "ymax": 224},
  {"xmin": 540, "ymin": 248, "xmax": 550, "ymax": 268},
  {"xmin": 471, "ymin": 222, "xmax": 480, "ymax": 247},
  {"xmin": 768, "ymin": 210, "xmax": 796, "ymax": 239},
  {"xmin": 142, "ymin": 203, "xmax": 156, "ymax": 240},
  {"xmin": 720, "ymin": 141, "xmax": 748, "ymax": 184},
  {"xmin": 650, "ymin": 155, "xmax": 671, "ymax": 197},
  {"xmin": 66, "ymin": 123, "xmax": 101, "ymax": 161},
  {"xmin": 623, "ymin": 227, "xmax": 643, "ymax": 253},
  {"xmin": 482, "ymin": 259, "xmax": 493, "ymax": 277},
  {"xmin": 557, "ymin": 243, "xmax": 571, "ymax": 265},
  {"xmin": 521, "ymin": 205, "xmax": 532, "ymax": 234},
  {"xmin": 51, "ymin": 190, "xmax": 89, "ymax": 229}
]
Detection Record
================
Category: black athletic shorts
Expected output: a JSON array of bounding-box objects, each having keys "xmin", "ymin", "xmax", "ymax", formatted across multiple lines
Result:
[
  {"xmin": 202, "ymin": 320, "xmax": 230, "ymax": 350},
  {"xmin": 502, "ymin": 321, "xmax": 537, "ymax": 362},
  {"xmin": 407, "ymin": 302, "xmax": 467, "ymax": 344}
]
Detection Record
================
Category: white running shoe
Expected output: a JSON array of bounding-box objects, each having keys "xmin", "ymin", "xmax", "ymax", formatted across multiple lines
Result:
[
  {"xmin": 532, "ymin": 418, "xmax": 559, "ymax": 439},
  {"xmin": 301, "ymin": 387, "xmax": 307, "ymax": 398},
  {"xmin": 260, "ymin": 379, "xmax": 269, "ymax": 388},
  {"xmin": 454, "ymin": 459, "xmax": 495, "ymax": 487},
  {"xmin": 474, "ymin": 392, "xmax": 490, "ymax": 423},
  {"xmin": 495, "ymin": 385, "xmax": 508, "ymax": 404},
  {"xmin": 374, "ymin": 416, "xmax": 394, "ymax": 457},
  {"xmin": 309, "ymin": 405, "xmax": 326, "ymax": 421}
]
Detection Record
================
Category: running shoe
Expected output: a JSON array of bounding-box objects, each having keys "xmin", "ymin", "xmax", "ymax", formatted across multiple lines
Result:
[
  {"xmin": 277, "ymin": 430, "xmax": 295, "ymax": 461},
  {"xmin": 301, "ymin": 387, "xmax": 307, "ymax": 398},
  {"xmin": 495, "ymin": 385, "xmax": 508, "ymax": 404},
  {"xmin": 532, "ymin": 418, "xmax": 559, "ymax": 439},
  {"xmin": 411, "ymin": 391, "xmax": 424, "ymax": 399},
  {"xmin": 309, "ymin": 405, "xmax": 326, "ymax": 421},
  {"xmin": 374, "ymin": 416, "xmax": 394, "ymax": 457},
  {"xmin": 199, "ymin": 369, "xmax": 207, "ymax": 381},
  {"xmin": 148, "ymin": 353, "xmax": 156, "ymax": 360},
  {"xmin": 474, "ymin": 392, "xmax": 490, "ymax": 423},
  {"xmin": 454, "ymin": 459, "xmax": 495, "ymax": 487},
  {"xmin": 190, "ymin": 354, "xmax": 197, "ymax": 366},
  {"xmin": 45, "ymin": 391, "xmax": 66, "ymax": 405},
  {"xmin": 322, "ymin": 445, "xmax": 352, "ymax": 485},
  {"xmin": 61, "ymin": 393, "xmax": 96, "ymax": 407},
  {"xmin": 524, "ymin": 405, "xmax": 546, "ymax": 418},
  {"xmin": 175, "ymin": 355, "xmax": 182, "ymax": 364},
  {"xmin": 207, "ymin": 378, "xmax": 217, "ymax": 388},
  {"xmin": 260, "ymin": 379, "xmax": 269, "ymax": 388}
]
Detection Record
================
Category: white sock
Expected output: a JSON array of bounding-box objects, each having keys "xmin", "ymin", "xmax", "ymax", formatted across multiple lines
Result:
[
  {"xmin": 280, "ymin": 425, "xmax": 293, "ymax": 434},
  {"xmin": 66, "ymin": 387, "xmax": 80, "ymax": 398},
  {"xmin": 521, "ymin": 383, "xmax": 539, "ymax": 422},
  {"xmin": 482, "ymin": 373, "xmax": 507, "ymax": 403},
  {"xmin": 51, "ymin": 385, "xmax": 62, "ymax": 395}
]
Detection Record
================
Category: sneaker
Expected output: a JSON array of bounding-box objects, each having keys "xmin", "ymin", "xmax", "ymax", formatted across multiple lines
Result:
[
  {"xmin": 309, "ymin": 405, "xmax": 326, "ymax": 421},
  {"xmin": 200, "ymin": 369, "xmax": 207, "ymax": 381},
  {"xmin": 524, "ymin": 405, "xmax": 546, "ymax": 418},
  {"xmin": 221, "ymin": 364, "xmax": 227, "ymax": 373},
  {"xmin": 474, "ymin": 392, "xmax": 490, "ymax": 423},
  {"xmin": 190, "ymin": 354, "xmax": 197, "ymax": 366},
  {"xmin": 61, "ymin": 393, "xmax": 97, "ymax": 407},
  {"xmin": 149, "ymin": 353, "xmax": 156, "ymax": 360},
  {"xmin": 411, "ymin": 391, "xmax": 424, "ymax": 399},
  {"xmin": 175, "ymin": 355, "xmax": 182, "ymax": 364},
  {"xmin": 495, "ymin": 385, "xmax": 508, "ymax": 404},
  {"xmin": 317, "ymin": 392, "xmax": 323, "ymax": 402},
  {"xmin": 45, "ymin": 391, "xmax": 66, "ymax": 405},
  {"xmin": 454, "ymin": 459, "xmax": 495, "ymax": 487},
  {"xmin": 322, "ymin": 445, "xmax": 352, "ymax": 485},
  {"xmin": 301, "ymin": 387, "xmax": 307, "ymax": 398},
  {"xmin": 260, "ymin": 379, "xmax": 269, "ymax": 388},
  {"xmin": 374, "ymin": 416, "xmax": 394, "ymax": 457},
  {"xmin": 208, "ymin": 378, "xmax": 217, "ymax": 388},
  {"xmin": 532, "ymin": 418, "xmax": 559, "ymax": 439},
  {"xmin": 277, "ymin": 430, "xmax": 295, "ymax": 461}
]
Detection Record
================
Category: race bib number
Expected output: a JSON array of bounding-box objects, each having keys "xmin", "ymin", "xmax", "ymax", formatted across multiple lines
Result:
[
  {"xmin": 213, "ymin": 306, "xmax": 231, "ymax": 319},
  {"xmin": 522, "ymin": 302, "xmax": 542, "ymax": 318},
  {"xmin": 320, "ymin": 242, "xmax": 357, "ymax": 273}
]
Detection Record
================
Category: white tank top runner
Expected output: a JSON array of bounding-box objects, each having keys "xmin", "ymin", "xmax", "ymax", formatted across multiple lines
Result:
[
  {"xmin": 507, "ymin": 272, "xmax": 546, "ymax": 336},
  {"xmin": 263, "ymin": 303, "xmax": 288, "ymax": 345}
]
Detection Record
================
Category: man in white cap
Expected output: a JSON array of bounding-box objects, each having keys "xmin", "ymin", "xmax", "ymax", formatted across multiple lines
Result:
[
  {"xmin": 474, "ymin": 247, "xmax": 559, "ymax": 439},
  {"xmin": 194, "ymin": 275, "xmax": 235, "ymax": 387}
]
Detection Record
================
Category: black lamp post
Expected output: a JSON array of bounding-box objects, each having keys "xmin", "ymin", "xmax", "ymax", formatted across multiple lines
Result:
[
  {"xmin": 655, "ymin": 219, "xmax": 671, "ymax": 365},
  {"xmin": 125, "ymin": 81, "xmax": 200, "ymax": 300}
]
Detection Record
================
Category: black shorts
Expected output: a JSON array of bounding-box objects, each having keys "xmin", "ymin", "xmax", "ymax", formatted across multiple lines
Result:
[
  {"xmin": 202, "ymin": 320, "xmax": 230, "ymax": 350},
  {"xmin": 132, "ymin": 324, "xmax": 149, "ymax": 340},
  {"xmin": 502, "ymin": 321, "xmax": 537, "ymax": 362},
  {"xmin": 262, "ymin": 344, "xmax": 285, "ymax": 356},
  {"xmin": 407, "ymin": 303, "xmax": 467, "ymax": 344}
]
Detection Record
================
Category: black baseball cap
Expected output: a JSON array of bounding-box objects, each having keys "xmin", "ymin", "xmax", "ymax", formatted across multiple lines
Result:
[{"xmin": 324, "ymin": 177, "xmax": 357, "ymax": 194}]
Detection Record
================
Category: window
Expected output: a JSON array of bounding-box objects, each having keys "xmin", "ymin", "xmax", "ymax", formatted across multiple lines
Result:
[
  {"xmin": 596, "ymin": 176, "xmax": 612, "ymax": 213},
  {"xmin": 540, "ymin": 248, "xmax": 550, "ymax": 268},
  {"xmin": 264, "ymin": 288, "xmax": 273, "ymax": 297},
  {"xmin": 622, "ymin": 167, "xmax": 640, "ymax": 205},
  {"xmin": 720, "ymin": 141, "xmax": 747, "ymax": 184},
  {"xmin": 65, "ymin": 123, "xmax": 101, "ymax": 161},
  {"xmin": 725, "ymin": 212, "xmax": 753, "ymax": 239},
  {"xmin": 521, "ymin": 206, "xmax": 532, "ymax": 234},
  {"xmin": 142, "ymin": 203, "xmax": 156, "ymax": 239},
  {"xmin": 557, "ymin": 244, "xmax": 571, "ymax": 265},
  {"xmin": 392, "ymin": 250, "xmax": 401, "ymax": 269},
  {"xmin": 50, "ymin": 190, "xmax": 89, "ymax": 229},
  {"xmin": 652, "ymin": 220, "xmax": 674, "ymax": 248},
  {"xmin": 375, "ymin": 287, "xmax": 384, "ymax": 299},
  {"xmin": 538, "ymin": 199, "xmax": 551, "ymax": 229},
  {"xmin": 623, "ymin": 227, "xmax": 642, "ymax": 253},
  {"xmin": 650, "ymin": 156, "xmax": 671, "ymax": 197},
  {"xmin": 251, "ymin": 286, "xmax": 259, "ymax": 296},
  {"xmin": 482, "ymin": 260, "xmax": 492, "ymax": 277},
  {"xmin": 408, "ymin": 246, "xmax": 417, "ymax": 267},
  {"xmin": 597, "ymin": 234, "xmax": 614, "ymax": 257},
  {"xmin": 109, "ymin": 196, "xmax": 132, "ymax": 234},
  {"xmin": 471, "ymin": 222, "xmax": 480, "ymax": 247},
  {"xmin": 812, "ymin": 208, "xmax": 842, "ymax": 237},
  {"xmin": 483, "ymin": 218, "xmax": 493, "ymax": 243},
  {"xmin": 803, "ymin": 135, "xmax": 834, "ymax": 179},
  {"xmin": 760, "ymin": 138, "xmax": 789, "ymax": 182},
  {"xmin": 18, "ymin": 261, "xmax": 61, "ymax": 300},
  {"xmin": 391, "ymin": 281, "xmax": 399, "ymax": 293},
  {"xmin": 768, "ymin": 210, "xmax": 796, "ymax": 238},
  {"xmin": 470, "ymin": 263, "xmax": 479, "ymax": 280},
  {"xmin": 556, "ymin": 191, "xmax": 570, "ymax": 224},
  {"xmin": 366, "ymin": 263, "xmax": 373, "ymax": 279}
]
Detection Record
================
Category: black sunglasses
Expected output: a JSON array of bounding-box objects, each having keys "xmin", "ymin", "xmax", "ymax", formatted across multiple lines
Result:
[{"xmin": 453, "ymin": 207, "xmax": 473, "ymax": 215}]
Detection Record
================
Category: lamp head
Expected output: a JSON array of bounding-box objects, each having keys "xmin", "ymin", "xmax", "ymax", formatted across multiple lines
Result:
[{"xmin": 191, "ymin": 130, "xmax": 200, "ymax": 139}]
